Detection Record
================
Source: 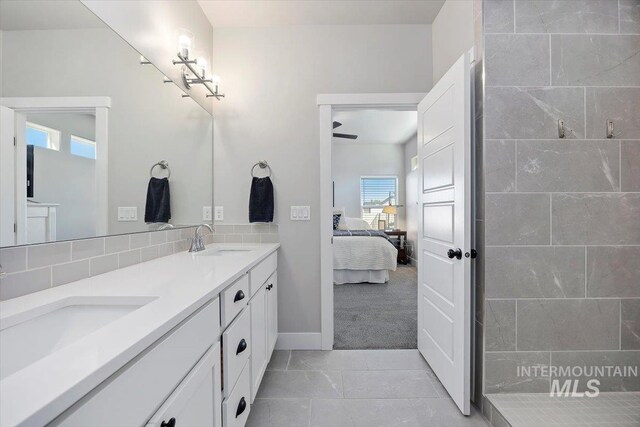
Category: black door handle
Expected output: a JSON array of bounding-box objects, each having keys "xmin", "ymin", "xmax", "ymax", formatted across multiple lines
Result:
[
  {"xmin": 266, "ymin": 284, "xmax": 273, "ymax": 291},
  {"xmin": 234, "ymin": 290, "xmax": 245, "ymax": 303},
  {"xmin": 236, "ymin": 397, "xmax": 247, "ymax": 418},
  {"xmin": 236, "ymin": 338, "xmax": 248, "ymax": 355},
  {"xmin": 161, "ymin": 418, "xmax": 176, "ymax": 427},
  {"xmin": 447, "ymin": 248, "xmax": 462, "ymax": 260}
]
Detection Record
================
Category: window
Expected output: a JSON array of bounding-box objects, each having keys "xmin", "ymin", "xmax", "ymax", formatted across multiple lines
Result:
[
  {"xmin": 360, "ymin": 177, "xmax": 398, "ymax": 228},
  {"xmin": 70, "ymin": 135, "xmax": 97, "ymax": 159},
  {"xmin": 26, "ymin": 122, "xmax": 60, "ymax": 151}
]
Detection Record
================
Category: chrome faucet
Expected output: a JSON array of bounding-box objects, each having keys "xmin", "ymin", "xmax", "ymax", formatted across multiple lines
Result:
[{"xmin": 189, "ymin": 224, "xmax": 214, "ymax": 253}]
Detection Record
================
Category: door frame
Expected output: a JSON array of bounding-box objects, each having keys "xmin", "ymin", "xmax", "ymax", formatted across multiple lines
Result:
[
  {"xmin": 0, "ymin": 97, "xmax": 111, "ymax": 242},
  {"xmin": 316, "ymin": 92, "xmax": 426, "ymax": 351}
]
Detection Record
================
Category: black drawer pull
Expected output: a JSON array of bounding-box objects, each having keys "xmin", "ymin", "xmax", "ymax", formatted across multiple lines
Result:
[
  {"xmin": 236, "ymin": 338, "xmax": 248, "ymax": 355},
  {"xmin": 234, "ymin": 290, "xmax": 245, "ymax": 303},
  {"xmin": 161, "ymin": 418, "xmax": 176, "ymax": 427},
  {"xmin": 236, "ymin": 397, "xmax": 247, "ymax": 418}
]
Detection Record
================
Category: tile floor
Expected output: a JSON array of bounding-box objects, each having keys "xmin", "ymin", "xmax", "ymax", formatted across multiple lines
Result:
[
  {"xmin": 246, "ymin": 349, "xmax": 488, "ymax": 427},
  {"xmin": 487, "ymin": 392, "xmax": 640, "ymax": 427}
]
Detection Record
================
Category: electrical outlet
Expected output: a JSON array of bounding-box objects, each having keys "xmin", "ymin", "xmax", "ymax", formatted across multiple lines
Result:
[
  {"xmin": 117, "ymin": 207, "xmax": 138, "ymax": 221},
  {"xmin": 290, "ymin": 206, "xmax": 310, "ymax": 221},
  {"xmin": 214, "ymin": 206, "xmax": 224, "ymax": 221},
  {"xmin": 203, "ymin": 206, "xmax": 212, "ymax": 221}
]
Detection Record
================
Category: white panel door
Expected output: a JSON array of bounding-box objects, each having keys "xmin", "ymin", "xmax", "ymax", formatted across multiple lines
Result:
[
  {"xmin": 417, "ymin": 52, "xmax": 472, "ymax": 415},
  {"xmin": 0, "ymin": 106, "xmax": 16, "ymax": 247}
]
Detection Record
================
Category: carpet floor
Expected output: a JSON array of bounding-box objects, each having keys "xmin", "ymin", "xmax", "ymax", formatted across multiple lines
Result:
[{"xmin": 334, "ymin": 265, "xmax": 417, "ymax": 350}]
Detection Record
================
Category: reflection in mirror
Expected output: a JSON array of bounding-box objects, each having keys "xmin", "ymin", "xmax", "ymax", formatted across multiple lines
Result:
[{"xmin": 0, "ymin": 0, "xmax": 213, "ymax": 248}]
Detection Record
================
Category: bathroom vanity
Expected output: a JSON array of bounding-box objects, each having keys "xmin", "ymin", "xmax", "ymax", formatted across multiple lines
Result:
[{"xmin": 0, "ymin": 244, "xmax": 279, "ymax": 427}]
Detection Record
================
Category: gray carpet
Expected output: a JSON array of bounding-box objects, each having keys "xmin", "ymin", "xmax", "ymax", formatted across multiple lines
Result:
[{"xmin": 334, "ymin": 265, "xmax": 417, "ymax": 350}]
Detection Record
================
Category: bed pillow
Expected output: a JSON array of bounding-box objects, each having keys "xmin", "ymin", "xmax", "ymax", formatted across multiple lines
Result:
[
  {"xmin": 332, "ymin": 213, "xmax": 342, "ymax": 230},
  {"xmin": 340, "ymin": 216, "xmax": 372, "ymax": 230},
  {"xmin": 333, "ymin": 207, "xmax": 347, "ymax": 228}
]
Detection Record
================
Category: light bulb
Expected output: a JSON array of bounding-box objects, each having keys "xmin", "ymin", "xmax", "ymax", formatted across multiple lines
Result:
[
  {"xmin": 177, "ymin": 34, "xmax": 192, "ymax": 59},
  {"xmin": 196, "ymin": 57, "xmax": 207, "ymax": 78},
  {"xmin": 211, "ymin": 74, "xmax": 221, "ymax": 85}
]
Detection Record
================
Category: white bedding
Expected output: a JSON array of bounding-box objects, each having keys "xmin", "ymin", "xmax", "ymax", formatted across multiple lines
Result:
[{"xmin": 333, "ymin": 235, "xmax": 398, "ymax": 272}]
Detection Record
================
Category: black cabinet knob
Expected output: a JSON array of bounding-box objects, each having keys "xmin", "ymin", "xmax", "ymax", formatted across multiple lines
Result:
[
  {"xmin": 266, "ymin": 284, "xmax": 273, "ymax": 291},
  {"xmin": 447, "ymin": 248, "xmax": 462, "ymax": 260},
  {"xmin": 234, "ymin": 290, "xmax": 245, "ymax": 303},
  {"xmin": 236, "ymin": 338, "xmax": 248, "ymax": 355},
  {"xmin": 236, "ymin": 397, "xmax": 247, "ymax": 418},
  {"xmin": 161, "ymin": 418, "xmax": 176, "ymax": 427}
]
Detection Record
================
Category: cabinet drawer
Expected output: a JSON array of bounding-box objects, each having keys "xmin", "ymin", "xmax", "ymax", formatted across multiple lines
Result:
[
  {"xmin": 223, "ymin": 361, "xmax": 251, "ymax": 427},
  {"xmin": 52, "ymin": 299, "xmax": 219, "ymax": 427},
  {"xmin": 249, "ymin": 252, "xmax": 277, "ymax": 297},
  {"xmin": 222, "ymin": 307, "xmax": 251, "ymax": 397},
  {"xmin": 221, "ymin": 274, "xmax": 249, "ymax": 328}
]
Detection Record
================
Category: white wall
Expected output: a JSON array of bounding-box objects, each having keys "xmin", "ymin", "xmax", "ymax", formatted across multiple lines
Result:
[
  {"xmin": 212, "ymin": 25, "xmax": 432, "ymax": 334},
  {"xmin": 403, "ymin": 136, "xmax": 418, "ymax": 263},
  {"xmin": 332, "ymin": 142, "xmax": 406, "ymax": 229},
  {"xmin": 431, "ymin": 0, "xmax": 474, "ymax": 85}
]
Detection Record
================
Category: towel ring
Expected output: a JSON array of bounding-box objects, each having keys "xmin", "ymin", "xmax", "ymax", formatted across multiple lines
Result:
[
  {"xmin": 150, "ymin": 160, "xmax": 171, "ymax": 179},
  {"xmin": 251, "ymin": 160, "xmax": 272, "ymax": 178}
]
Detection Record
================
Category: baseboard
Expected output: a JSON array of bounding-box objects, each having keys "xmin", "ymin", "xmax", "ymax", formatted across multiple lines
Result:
[{"xmin": 275, "ymin": 333, "xmax": 322, "ymax": 350}]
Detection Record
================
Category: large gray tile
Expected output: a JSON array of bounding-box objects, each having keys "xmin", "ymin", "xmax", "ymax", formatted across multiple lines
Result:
[
  {"xmin": 485, "ymin": 300, "xmax": 516, "ymax": 351},
  {"xmin": 140, "ymin": 246, "xmax": 159, "ymax": 262},
  {"xmin": 484, "ymin": 352, "xmax": 550, "ymax": 393},
  {"xmin": 486, "ymin": 246, "xmax": 585, "ymax": 298},
  {"xmin": 0, "ymin": 246, "xmax": 27, "ymax": 273},
  {"xmin": 118, "ymin": 249, "xmax": 141, "ymax": 268},
  {"xmin": 310, "ymin": 398, "xmax": 488, "ymax": 427},
  {"xmin": 516, "ymin": 140, "xmax": 620, "ymax": 192},
  {"xmin": 485, "ymin": 140, "xmax": 515, "ymax": 192},
  {"xmin": 586, "ymin": 88, "xmax": 640, "ymax": 139},
  {"xmin": 27, "ymin": 242, "xmax": 71, "ymax": 269},
  {"xmin": 363, "ymin": 349, "xmax": 431, "ymax": 371},
  {"xmin": 90, "ymin": 254, "xmax": 118, "ymax": 277},
  {"xmin": 551, "ymin": 351, "xmax": 640, "ymax": 392},
  {"xmin": 484, "ymin": 0, "xmax": 514, "ymax": 33},
  {"xmin": 342, "ymin": 370, "xmax": 440, "ymax": 398},
  {"xmin": 517, "ymin": 299, "xmax": 620, "ymax": 350},
  {"xmin": 485, "ymin": 194, "xmax": 550, "ymax": 245},
  {"xmin": 148, "ymin": 231, "xmax": 167, "ymax": 246},
  {"xmin": 622, "ymin": 141, "xmax": 640, "ymax": 191},
  {"xmin": 622, "ymin": 299, "xmax": 640, "ymax": 350},
  {"xmin": 52, "ymin": 260, "xmax": 91, "ymax": 287},
  {"xmin": 288, "ymin": 350, "xmax": 369, "ymax": 370},
  {"xmin": 266, "ymin": 350, "xmax": 290, "ymax": 370},
  {"xmin": 514, "ymin": 0, "xmax": 618, "ymax": 33},
  {"xmin": 0, "ymin": 267, "xmax": 51, "ymax": 300},
  {"xmin": 105, "ymin": 235, "xmax": 129, "ymax": 254},
  {"xmin": 246, "ymin": 399, "xmax": 310, "ymax": 427},
  {"xmin": 551, "ymin": 35, "xmax": 640, "ymax": 86},
  {"xmin": 552, "ymin": 193, "xmax": 640, "ymax": 245},
  {"xmin": 485, "ymin": 34, "xmax": 549, "ymax": 86},
  {"xmin": 256, "ymin": 370, "xmax": 343, "ymax": 399},
  {"xmin": 587, "ymin": 246, "xmax": 640, "ymax": 297},
  {"xmin": 486, "ymin": 87, "xmax": 584, "ymax": 139},
  {"xmin": 130, "ymin": 232, "xmax": 150, "ymax": 249},
  {"xmin": 620, "ymin": 0, "xmax": 640, "ymax": 34},
  {"xmin": 71, "ymin": 238, "xmax": 104, "ymax": 261}
]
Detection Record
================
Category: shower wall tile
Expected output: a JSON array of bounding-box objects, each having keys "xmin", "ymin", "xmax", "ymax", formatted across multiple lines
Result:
[
  {"xmin": 484, "ymin": 0, "xmax": 514, "ymax": 33},
  {"xmin": 551, "ymin": 35, "xmax": 640, "ymax": 86},
  {"xmin": 517, "ymin": 299, "xmax": 620, "ymax": 350},
  {"xmin": 485, "ymin": 246, "xmax": 585, "ymax": 298},
  {"xmin": 485, "ymin": 352, "xmax": 550, "ymax": 393},
  {"xmin": 587, "ymin": 246, "xmax": 640, "ymax": 298},
  {"xmin": 516, "ymin": 140, "xmax": 620, "ymax": 192},
  {"xmin": 485, "ymin": 140, "xmax": 515, "ymax": 192},
  {"xmin": 621, "ymin": 140, "xmax": 640, "ymax": 191},
  {"xmin": 586, "ymin": 87, "xmax": 640, "ymax": 139},
  {"xmin": 485, "ymin": 34, "xmax": 550, "ymax": 86},
  {"xmin": 620, "ymin": 0, "xmax": 640, "ymax": 33},
  {"xmin": 485, "ymin": 87, "xmax": 584, "ymax": 139},
  {"xmin": 551, "ymin": 351, "xmax": 640, "ymax": 392},
  {"xmin": 552, "ymin": 193, "xmax": 640, "ymax": 245},
  {"xmin": 514, "ymin": 0, "xmax": 619, "ymax": 34},
  {"xmin": 621, "ymin": 299, "xmax": 640, "ymax": 350},
  {"xmin": 485, "ymin": 193, "xmax": 550, "ymax": 245},
  {"xmin": 485, "ymin": 300, "xmax": 516, "ymax": 351}
]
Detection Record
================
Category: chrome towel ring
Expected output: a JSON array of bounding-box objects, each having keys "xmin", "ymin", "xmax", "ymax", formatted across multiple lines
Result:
[
  {"xmin": 150, "ymin": 160, "xmax": 171, "ymax": 179},
  {"xmin": 251, "ymin": 160, "xmax": 272, "ymax": 178}
]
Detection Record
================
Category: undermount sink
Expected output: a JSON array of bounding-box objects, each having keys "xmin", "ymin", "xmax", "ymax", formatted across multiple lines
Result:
[
  {"xmin": 196, "ymin": 247, "xmax": 256, "ymax": 256},
  {"xmin": 0, "ymin": 296, "xmax": 155, "ymax": 380}
]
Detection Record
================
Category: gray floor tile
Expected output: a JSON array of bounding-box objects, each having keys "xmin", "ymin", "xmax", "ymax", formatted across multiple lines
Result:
[
  {"xmin": 246, "ymin": 398, "xmax": 310, "ymax": 427},
  {"xmin": 342, "ymin": 370, "xmax": 440, "ymax": 399},
  {"xmin": 288, "ymin": 350, "xmax": 369, "ymax": 370},
  {"xmin": 256, "ymin": 370, "xmax": 343, "ymax": 399},
  {"xmin": 364, "ymin": 349, "xmax": 431, "ymax": 371},
  {"xmin": 309, "ymin": 398, "xmax": 488, "ymax": 427},
  {"xmin": 266, "ymin": 350, "xmax": 290, "ymax": 370}
]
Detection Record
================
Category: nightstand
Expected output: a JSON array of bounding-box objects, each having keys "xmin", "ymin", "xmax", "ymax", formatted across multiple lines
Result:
[{"xmin": 385, "ymin": 230, "xmax": 408, "ymax": 265}]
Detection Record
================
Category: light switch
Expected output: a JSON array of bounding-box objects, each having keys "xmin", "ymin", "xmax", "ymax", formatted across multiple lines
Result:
[
  {"xmin": 118, "ymin": 207, "xmax": 138, "ymax": 221},
  {"xmin": 203, "ymin": 206, "xmax": 212, "ymax": 221},
  {"xmin": 290, "ymin": 206, "xmax": 310, "ymax": 221},
  {"xmin": 214, "ymin": 206, "xmax": 224, "ymax": 221}
]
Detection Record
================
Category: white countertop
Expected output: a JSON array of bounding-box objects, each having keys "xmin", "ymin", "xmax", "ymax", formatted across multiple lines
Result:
[{"xmin": 0, "ymin": 243, "xmax": 279, "ymax": 427}]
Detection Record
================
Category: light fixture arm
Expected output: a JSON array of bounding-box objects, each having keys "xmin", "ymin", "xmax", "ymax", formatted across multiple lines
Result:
[{"xmin": 170, "ymin": 52, "xmax": 225, "ymax": 100}]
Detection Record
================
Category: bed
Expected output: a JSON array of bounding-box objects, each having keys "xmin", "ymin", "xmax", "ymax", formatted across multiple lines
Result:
[{"xmin": 332, "ymin": 214, "xmax": 398, "ymax": 284}]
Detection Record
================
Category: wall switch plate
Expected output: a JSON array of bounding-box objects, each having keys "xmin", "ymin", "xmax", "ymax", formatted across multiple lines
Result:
[
  {"xmin": 214, "ymin": 206, "xmax": 224, "ymax": 221},
  {"xmin": 118, "ymin": 207, "xmax": 138, "ymax": 221},
  {"xmin": 203, "ymin": 206, "xmax": 212, "ymax": 221},
  {"xmin": 290, "ymin": 206, "xmax": 310, "ymax": 221}
]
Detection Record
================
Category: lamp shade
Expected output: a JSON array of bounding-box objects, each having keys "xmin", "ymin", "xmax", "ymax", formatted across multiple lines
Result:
[{"xmin": 382, "ymin": 206, "xmax": 397, "ymax": 215}]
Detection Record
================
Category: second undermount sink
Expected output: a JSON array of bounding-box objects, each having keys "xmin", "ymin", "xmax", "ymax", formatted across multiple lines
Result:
[
  {"xmin": 0, "ymin": 296, "xmax": 156, "ymax": 380},
  {"xmin": 196, "ymin": 246, "xmax": 256, "ymax": 256}
]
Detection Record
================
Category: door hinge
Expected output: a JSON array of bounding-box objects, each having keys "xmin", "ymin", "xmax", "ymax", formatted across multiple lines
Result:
[
  {"xmin": 13, "ymin": 136, "xmax": 17, "ymax": 146},
  {"xmin": 14, "ymin": 223, "xmax": 17, "ymax": 233}
]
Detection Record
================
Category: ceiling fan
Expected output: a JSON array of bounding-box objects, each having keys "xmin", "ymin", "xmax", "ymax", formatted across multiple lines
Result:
[{"xmin": 333, "ymin": 121, "xmax": 358, "ymax": 140}]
